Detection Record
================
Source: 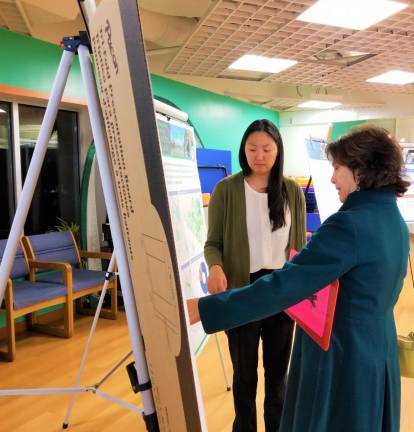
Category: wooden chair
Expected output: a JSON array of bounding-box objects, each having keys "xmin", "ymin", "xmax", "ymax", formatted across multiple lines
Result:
[
  {"xmin": 0, "ymin": 239, "xmax": 73, "ymax": 362},
  {"xmin": 22, "ymin": 231, "xmax": 117, "ymax": 321}
]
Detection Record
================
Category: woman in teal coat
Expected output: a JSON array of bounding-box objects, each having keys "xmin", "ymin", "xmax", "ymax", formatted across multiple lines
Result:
[{"xmin": 189, "ymin": 126, "xmax": 410, "ymax": 432}]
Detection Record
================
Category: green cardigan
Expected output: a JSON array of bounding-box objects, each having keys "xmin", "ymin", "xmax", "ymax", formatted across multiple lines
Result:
[{"xmin": 204, "ymin": 172, "xmax": 306, "ymax": 289}]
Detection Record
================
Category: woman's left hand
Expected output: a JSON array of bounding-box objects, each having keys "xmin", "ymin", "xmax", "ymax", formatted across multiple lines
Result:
[{"xmin": 187, "ymin": 298, "xmax": 201, "ymax": 324}]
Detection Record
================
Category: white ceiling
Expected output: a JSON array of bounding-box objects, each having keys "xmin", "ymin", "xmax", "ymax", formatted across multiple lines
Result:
[{"xmin": 1, "ymin": 0, "xmax": 414, "ymax": 112}]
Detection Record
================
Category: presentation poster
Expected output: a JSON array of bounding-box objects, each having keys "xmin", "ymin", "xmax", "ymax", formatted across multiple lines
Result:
[
  {"xmin": 306, "ymin": 139, "xmax": 341, "ymax": 222},
  {"xmin": 398, "ymin": 164, "xmax": 414, "ymax": 223},
  {"xmin": 157, "ymin": 113, "xmax": 208, "ymax": 354},
  {"xmin": 90, "ymin": 0, "xmax": 206, "ymax": 430}
]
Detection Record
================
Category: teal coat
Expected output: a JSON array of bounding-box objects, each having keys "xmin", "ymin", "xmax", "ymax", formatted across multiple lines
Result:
[{"xmin": 199, "ymin": 190, "xmax": 409, "ymax": 432}]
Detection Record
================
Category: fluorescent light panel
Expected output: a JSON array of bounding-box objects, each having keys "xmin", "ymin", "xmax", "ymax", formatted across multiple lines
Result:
[
  {"xmin": 229, "ymin": 55, "xmax": 297, "ymax": 74},
  {"xmin": 298, "ymin": 100, "xmax": 342, "ymax": 109},
  {"xmin": 297, "ymin": 0, "xmax": 408, "ymax": 30},
  {"xmin": 367, "ymin": 70, "xmax": 414, "ymax": 85}
]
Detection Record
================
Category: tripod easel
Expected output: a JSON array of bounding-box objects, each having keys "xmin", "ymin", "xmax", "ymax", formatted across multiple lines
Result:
[
  {"xmin": 0, "ymin": 20, "xmax": 159, "ymax": 432},
  {"xmin": 0, "ymin": 0, "xmax": 234, "ymax": 429}
]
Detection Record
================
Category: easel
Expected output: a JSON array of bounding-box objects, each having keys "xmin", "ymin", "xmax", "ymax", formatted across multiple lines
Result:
[
  {"xmin": 0, "ymin": 3, "xmax": 158, "ymax": 430},
  {"xmin": 0, "ymin": 1, "xmax": 232, "ymax": 430}
]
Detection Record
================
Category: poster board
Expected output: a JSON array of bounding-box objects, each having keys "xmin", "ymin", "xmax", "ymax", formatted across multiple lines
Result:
[
  {"xmin": 306, "ymin": 139, "xmax": 341, "ymax": 222},
  {"xmin": 307, "ymin": 138, "xmax": 414, "ymax": 223},
  {"xmin": 398, "ymin": 164, "xmax": 414, "ymax": 223},
  {"xmin": 90, "ymin": 1, "xmax": 206, "ymax": 430},
  {"xmin": 156, "ymin": 113, "xmax": 208, "ymax": 354}
]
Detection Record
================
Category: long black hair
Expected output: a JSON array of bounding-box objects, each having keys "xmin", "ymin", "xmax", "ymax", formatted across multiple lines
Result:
[{"xmin": 238, "ymin": 119, "xmax": 288, "ymax": 231}]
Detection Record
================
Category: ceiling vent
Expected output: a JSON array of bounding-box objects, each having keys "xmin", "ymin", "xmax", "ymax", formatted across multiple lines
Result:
[
  {"xmin": 218, "ymin": 69, "xmax": 272, "ymax": 81},
  {"xmin": 310, "ymin": 49, "xmax": 376, "ymax": 67}
]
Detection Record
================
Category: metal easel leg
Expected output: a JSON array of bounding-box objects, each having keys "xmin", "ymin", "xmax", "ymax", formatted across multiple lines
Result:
[
  {"xmin": 77, "ymin": 42, "xmax": 158, "ymax": 430},
  {"xmin": 62, "ymin": 255, "xmax": 116, "ymax": 428},
  {"xmin": 214, "ymin": 334, "xmax": 231, "ymax": 391},
  {"xmin": 408, "ymin": 253, "xmax": 414, "ymax": 288}
]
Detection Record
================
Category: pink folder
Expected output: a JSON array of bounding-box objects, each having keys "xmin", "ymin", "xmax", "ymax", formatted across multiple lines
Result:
[{"xmin": 284, "ymin": 250, "xmax": 339, "ymax": 351}]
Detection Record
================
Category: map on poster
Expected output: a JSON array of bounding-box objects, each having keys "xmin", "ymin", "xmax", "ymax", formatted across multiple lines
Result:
[
  {"xmin": 307, "ymin": 139, "xmax": 414, "ymax": 223},
  {"xmin": 157, "ymin": 113, "xmax": 208, "ymax": 354}
]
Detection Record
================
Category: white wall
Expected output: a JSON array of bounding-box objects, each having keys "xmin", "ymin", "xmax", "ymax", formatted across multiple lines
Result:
[
  {"xmin": 396, "ymin": 116, "xmax": 414, "ymax": 142},
  {"xmin": 280, "ymin": 94, "xmax": 414, "ymax": 177}
]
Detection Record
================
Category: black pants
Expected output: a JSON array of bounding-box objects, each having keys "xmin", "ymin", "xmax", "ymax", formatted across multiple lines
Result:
[{"xmin": 227, "ymin": 269, "xmax": 294, "ymax": 432}]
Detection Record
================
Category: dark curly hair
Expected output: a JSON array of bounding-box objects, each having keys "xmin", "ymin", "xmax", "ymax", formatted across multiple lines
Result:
[
  {"xmin": 325, "ymin": 126, "xmax": 409, "ymax": 196},
  {"xmin": 239, "ymin": 119, "xmax": 288, "ymax": 231}
]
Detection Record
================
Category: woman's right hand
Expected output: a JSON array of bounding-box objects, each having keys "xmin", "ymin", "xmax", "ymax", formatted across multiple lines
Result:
[{"xmin": 207, "ymin": 265, "xmax": 227, "ymax": 294}]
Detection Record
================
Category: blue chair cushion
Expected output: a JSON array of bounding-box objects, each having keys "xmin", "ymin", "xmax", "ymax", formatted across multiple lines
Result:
[
  {"xmin": 27, "ymin": 232, "xmax": 78, "ymax": 266},
  {"xmin": 0, "ymin": 239, "xmax": 28, "ymax": 279},
  {"xmin": 37, "ymin": 268, "xmax": 107, "ymax": 293},
  {"xmin": 12, "ymin": 280, "xmax": 66, "ymax": 310}
]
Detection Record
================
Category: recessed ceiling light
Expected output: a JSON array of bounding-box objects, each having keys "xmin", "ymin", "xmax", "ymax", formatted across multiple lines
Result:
[
  {"xmin": 367, "ymin": 70, "xmax": 414, "ymax": 85},
  {"xmin": 298, "ymin": 100, "xmax": 342, "ymax": 109},
  {"xmin": 228, "ymin": 55, "xmax": 297, "ymax": 74},
  {"xmin": 297, "ymin": 0, "xmax": 408, "ymax": 30}
]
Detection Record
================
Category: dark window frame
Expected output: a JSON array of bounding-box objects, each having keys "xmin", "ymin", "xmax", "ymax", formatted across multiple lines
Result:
[
  {"xmin": 18, "ymin": 103, "xmax": 80, "ymax": 235},
  {"xmin": 0, "ymin": 101, "xmax": 15, "ymax": 238}
]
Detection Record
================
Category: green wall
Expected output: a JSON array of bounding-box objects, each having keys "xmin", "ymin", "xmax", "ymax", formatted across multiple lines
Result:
[
  {"xmin": 330, "ymin": 118, "xmax": 396, "ymax": 141},
  {"xmin": 330, "ymin": 120, "xmax": 365, "ymax": 141},
  {"xmin": 0, "ymin": 28, "xmax": 279, "ymax": 173},
  {"xmin": 151, "ymin": 75, "xmax": 279, "ymax": 172},
  {"xmin": 0, "ymin": 28, "xmax": 83, "ymax": 99}
]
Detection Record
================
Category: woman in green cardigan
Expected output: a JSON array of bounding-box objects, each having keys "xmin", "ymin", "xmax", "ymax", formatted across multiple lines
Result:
[
  {"xmin": 191, "ymin": 126, "xmax": 409, "ymax": 432},
  {"xmin": 204, "ymin": 119, "xmax": 306, "ymax": 432}
]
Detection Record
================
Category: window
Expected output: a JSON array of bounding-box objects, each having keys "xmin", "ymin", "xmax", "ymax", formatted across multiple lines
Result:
[
  {"xmin": 19, "ymin": 105, "xmax": 80, "ymax": 235},
  {"xmin": 0, "ymin": 103, "xmax": 14, "ymax": 239}
]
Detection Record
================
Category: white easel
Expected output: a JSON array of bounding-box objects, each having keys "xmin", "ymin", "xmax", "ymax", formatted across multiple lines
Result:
[{"xmin": 0, "ymin": 2, "xmax": 159, "ymax": 430}]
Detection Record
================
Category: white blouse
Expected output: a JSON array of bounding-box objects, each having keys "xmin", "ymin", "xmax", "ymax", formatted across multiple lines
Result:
[{"xmin": 245, "ymin": 180, "xmax": 291, "ymax": 273}]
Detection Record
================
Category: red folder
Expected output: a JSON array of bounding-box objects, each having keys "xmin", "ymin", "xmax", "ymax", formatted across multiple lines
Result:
[{"xmin": 284, "ymin": 250, "xmax": 339, "ymax": 351}]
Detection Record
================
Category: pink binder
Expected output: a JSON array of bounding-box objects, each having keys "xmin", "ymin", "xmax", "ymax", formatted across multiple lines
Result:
[{"xmin": 284, "ymin": 250, "xmax": 339, "ymax": 351}]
